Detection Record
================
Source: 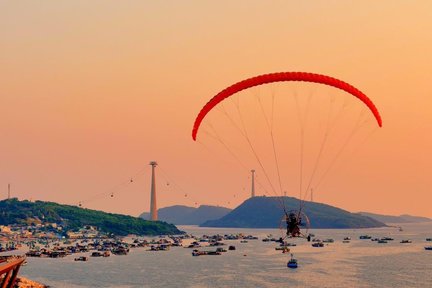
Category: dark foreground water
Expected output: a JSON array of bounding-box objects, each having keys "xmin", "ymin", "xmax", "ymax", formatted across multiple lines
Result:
[{"xmin": 7, "ymin": 223, "xmax": 432, "ymax": 288}]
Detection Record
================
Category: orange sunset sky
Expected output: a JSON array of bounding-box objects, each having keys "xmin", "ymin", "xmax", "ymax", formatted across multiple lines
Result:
[{"xmin": 1, "ymin": 1, "xmax": 431, "ymax": 217}]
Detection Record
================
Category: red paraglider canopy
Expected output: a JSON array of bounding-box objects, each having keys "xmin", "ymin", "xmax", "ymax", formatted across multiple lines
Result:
[{"xmin": 192, "ymin": 72, "xmax": 382, "ymax": 140}]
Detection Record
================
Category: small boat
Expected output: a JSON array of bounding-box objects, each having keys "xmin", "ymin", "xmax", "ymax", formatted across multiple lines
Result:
[
  {"xmin": 192, "ymin": 249, "xmax": 206, "ymax": 256},
  {"xmin": 287, "ymin": 254, "xmax": 298, "ymax": 269},
  {"xmin": 112, "ymin": 247, "xmax": 129, "ymax": 255},
  {"xmin": 281, "ymin": 242, "xmax": 297, "ymax": 247},
  {"xmin": 343, "ymin": 237, "xmax": 351, "ymax": 241},
  {"xmin": 74, "ymin": 256, "xmax": 88, "ymax": 261},
  {"xmin": 377, "ymin": 239, "xmax": 387, "ymax": 244},
  {"xmin": 228, "ymin": 246, "xmax": 236, "ymax": 251},
  {"xmin": 185, "ymin": 241, "xmax": 201, "ymax": 248},
  {"xmin": 216, "ymin": 247, "xmax": 227, "ymax": 253},
  {"xmin": 209, "ymin": 241, "xmax": 225, "ymax": 246},
  {"xmin": 322, "ymin": 239, "xmax": 334, "ymax": 243},
  {"xmin": 159, "ymin": 244, "xmax": 170, "ymax": 251},
  {"xmin": 26, "ymin": 251, "xmax": 42, "ymax": 257},
  {"xmin": 400, "ymin": 240, "xmax": 412, "ymax": 244},
  {"xmin": 342, "ymin": 240, "xmax": 350, "ymax": 243},
  {"xmin": 275, "ymin": 247, "xmax": 290, "ymax": 253},
  {"xmin": 312, "ymin": 242, "xmax": 324, "ymax": 247},
  {"xmin": 240, "ymin": 240, "xmax": 248, "ymax": 243},
  {"xmin": 426, "ymin": 238, "xmax": 432, "ymax": 242},
  {"xmin": 359, "ymin": 235, "xmax": 372, "ymax": 239},
  {"xmin": 425, "ymin": 246, "xmax": 432, "ymax": 251}
]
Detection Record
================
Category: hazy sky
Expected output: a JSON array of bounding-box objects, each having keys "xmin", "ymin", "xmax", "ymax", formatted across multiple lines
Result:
[{"xmin": 1, "ymin": 1, "xmax": 431, "ymax": 217}]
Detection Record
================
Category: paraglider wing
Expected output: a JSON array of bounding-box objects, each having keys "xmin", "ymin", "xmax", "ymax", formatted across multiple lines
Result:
[{"xmin": 192, "ymin": 72, "xmax": 382, "ymax": 141}]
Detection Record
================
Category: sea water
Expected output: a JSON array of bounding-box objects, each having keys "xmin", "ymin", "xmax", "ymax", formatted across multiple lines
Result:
[{"xmin": 9, "ymin": 222, "xmax": 432, "ymax": 288}]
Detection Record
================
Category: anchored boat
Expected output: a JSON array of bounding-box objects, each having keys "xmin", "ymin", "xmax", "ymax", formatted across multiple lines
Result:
[{"xmin": 287, "ymin": 254, "xmax": 298, "ymax": 269}]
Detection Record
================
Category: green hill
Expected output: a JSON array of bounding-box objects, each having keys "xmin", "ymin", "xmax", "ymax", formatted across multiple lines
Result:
[
  {"xmin": 140, "ymin": 205, "xmax": 232, "ymax": 225},
  {"xmin": 201, "ymin": 196, "xmax": 386, "ymax": 229},
  {"xmin": 0, "ymin": 198, "xmax": 183, "ymax": 236}
]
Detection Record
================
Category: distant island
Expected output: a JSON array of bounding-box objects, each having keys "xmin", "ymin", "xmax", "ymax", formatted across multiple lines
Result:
[
  {"xmin": 358, "ymin": 212, "xmax": 432, "ymax": 224},
  {"xmin": 201, "ymin": 196, "xmax": 386, "ymax": 229},
  {"xmin": 140, "ymin": 205, "xmax": 232, "ymax": 225},
  {"xmin": 0, "ymin": 198, "xmax": 182, "ymax": 236}
]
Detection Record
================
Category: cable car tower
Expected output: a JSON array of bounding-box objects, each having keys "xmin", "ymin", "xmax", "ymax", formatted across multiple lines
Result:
[
  {"xmin": 149, "ymin": 161, "xmax": 158, "ymax": 221},
  {"xmin": 251, "ymin": 169, "xmax": 255, "ymax": 198}
]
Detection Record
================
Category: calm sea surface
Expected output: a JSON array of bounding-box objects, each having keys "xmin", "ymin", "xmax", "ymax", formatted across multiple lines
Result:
[{"xmin": 7, "ymin": 223, "xmax": 432, "ymax": 288}]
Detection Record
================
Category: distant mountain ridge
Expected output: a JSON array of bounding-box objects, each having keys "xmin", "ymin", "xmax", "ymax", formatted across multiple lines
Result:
[
  {"xmin": 201, "ymin": 196, "xmax": 386, "ymax": 229},
  {"xmin": 140, "ymin": 205, "xmax": 232, "ymax": 225},
  {"xmin": 358, "ymin": 212, "xmax": 432, "ymax": 224}
]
